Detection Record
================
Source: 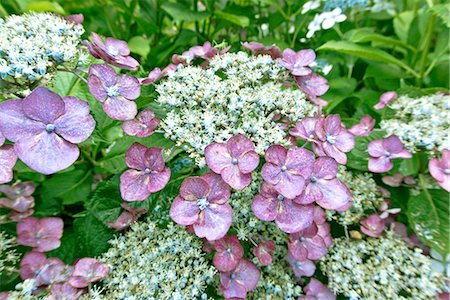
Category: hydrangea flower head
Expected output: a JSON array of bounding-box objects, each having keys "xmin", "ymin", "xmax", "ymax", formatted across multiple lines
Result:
[
  {"xmin": 84, "ymin": 33, "xmax": 139, "ymax": 70},
  {"xmin": 252, "ymin": 182, "xmax": 314, "ymax": 233},
  {"xmin": 299, "ymin": 278, "xmax": 336, "ymax": 300},
  {"xmin": 288, "ymin": 222, "xmax": 329, "ymax": 261},
  {"xmin": 205, "ymin": 134, "xmax": 260, "ymax": 190},
  {"xmin": 219, "ymin": 259, "xmax": 260, "ymax": 299},
  {"xmin": 88, "ymin": 64, "xmax": 140, "ymax": 120},
  {"xmin": 254, "ymin": 240, "xmax": 276, "ymax": 266},
  {"xmin": 242, "ymin": 42, "xmax": 282, "ymax": 59},
  {"xmin": 16, "ymin": 217, "xmax": 63, "ymax": 252},
  {"xmin": 0, "ymin": 87, "xmax": 95, "ymax": 174},
  {"xmin": 68, "ymin": 258, "xmax": 109, "ymax": 288},
  {"xmin": 0, "ymin": 144, "xmax": 16, "ymax": 184},
  {"xmin": 170, "ymin": 172, "xmax": 232, "ymax": 241},
  {"xmin": 0, "ymin": 182, "xmax": 35, "ymax": 212},
  {"xmin": 349, "ymin": 115, "xmax": 375, "ymax": 136},
  {"xmin": 360, "ymin": 214, "xmax": 385, "ymax": 237},
  {"xmin": 122, "ymin": 109, "xmax": 159, "ymax": 138},
  {"xmin": 374, "ymin": 91, "xmax": 397, "ymax": 110},
  {"xmin": 429, "ymin": 149, "xmax": 450, "ymax": 192},
  {"xmin": 278, "ymin": 48, "xmax": 315, "ymax": 76},
  {"xmin": 368, "ymin": 135, "xmax": 412, "ymax": 173},
  {"xmin": 286, "ymin": 253, "xmax": 316, "ymax": 277},
  {"xmin": 213, "ymin": 235, "xmax": 244, "ymax": 272},
  {"xmin": 261, "ymin": 145, "xmax": 315, "ymax": 198},
  {"xmin": 120, "ymin": 143, "xmax": 170, "ymax": 201}
]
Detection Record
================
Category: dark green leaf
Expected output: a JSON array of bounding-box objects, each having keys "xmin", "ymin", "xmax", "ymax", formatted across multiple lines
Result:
[
  {"xmin": 346, "ymin": 131, "xmax": 385, "ymax": 171},
  {"xmin": 74, "ymin": 213, "xmax": 114, "ymax": 257},
  {"xmin": 161, "ymin": 2, "xmax": 210, "ymax": 22},
  {"xmin": 215, "ymin": 10, "xmax": 249, "ymax": 27}
]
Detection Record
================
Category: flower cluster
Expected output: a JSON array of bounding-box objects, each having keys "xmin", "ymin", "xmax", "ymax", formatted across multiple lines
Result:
[
  {"xmin": 155, "ymin": 51, "xmax": 318, "ymax": 167},
  {"xmin": 320, "ymin": 232, "xmax": 445, "ymax": 299},
  {"xmin": 0, "ymin": 231, "xmax": 20, "ymax": 277},
  {"xmin": 0, "ymin": 12, "xmax": 86, "ymax": 95},
  {"xmin": 379, "ymin": 93, "xmax": 450, "ymax": 153},
  {"xmin": 99, "ymin": 220, "xmax": 216, "ymax": 299}
]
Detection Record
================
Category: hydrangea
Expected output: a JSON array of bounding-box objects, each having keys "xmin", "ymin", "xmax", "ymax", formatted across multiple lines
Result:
[
  {"xmin": 99, "ymin": 220, "xmax": 216, "ymax": 299},
  {"xmin": 0, "ymin": 12, "xmax": 85, "ymax": 95},
  {"xmin": 155, "ymin": 51, "xmax": 318, "ymax": 167},
  {"xmin": 429, "ymin": 149, "xmax": 450, "ymax": 192},
  {"xmin": 320, "ymin": 233, "xmax": 445, "ymax": 299},
  {"xmin": 379, "ymin": 93, "xmax": 450, "ymax": 152},
  {"xmin": 0, "ymin": 231, "xmax": 21, "ymax": 276},
  {"xmin": 368, "ymin": 135, "xmax": 412, "ymax": 173},
  {"xmin": 327, "ymin": 166, "xmax": 385, "ymax": 225}
]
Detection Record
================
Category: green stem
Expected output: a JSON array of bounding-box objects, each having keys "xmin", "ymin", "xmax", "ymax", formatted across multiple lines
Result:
[{"xmin": 417, "ymin": 12, "xmax": 436, "ymax": 86}]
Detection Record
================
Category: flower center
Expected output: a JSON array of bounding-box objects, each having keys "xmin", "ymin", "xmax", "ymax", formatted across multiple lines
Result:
[
  {"xmin": 106, "ymin": 85, "xmax": 120, "ymax": 97},
  {"xmin": 230, "ymin": 273, "xmax": 237, "ymax": 279},
  {"xmin": 108, "ymin": 48, "xmax": 119, "ymax": 56},
  {"xmin": 308, "ymin": 133, "xmax": 315, "ymax": 139},
  {"xmin": 144, "ymin": 168, "xmax": 152, "ymax": 174},
  {"xmin": 444, "ymin": 168, "xmax": 450, "ymax": 175},
  {"xmin": 384, "ymin": 151, "xmax": 391, "ymax": 157},
  {"xmin": 281, "ymin": 165, "xmax": 287, "ymax": 172},
  {"xmin": 326, "ymin": 134, "xmax": 336, "ymax": 144},
  {"xmin": 231, "ymin": 158, "xmax": 238, "ymax": 165},
  {"xmin": 140, "ymin": 124, "xmax": 148, "ymax": 129},
  {"xmin": 45, "ymin": 123, "xmax": 55, "ymax": 133},
  {"xmin": 197, "ymin": 197, "xmax": 209, "ymax": 210},
  {"xmin": 300, "ymin": 237, "xmax": 305, "ymax": 242},
  {"xmin": 277, "ymin": 194, "xmax": 284, "ymax": 201},
  {"xmin": 310, "ymin": 176, "xmax": 317, "ymax": 183},
  {"xmin": 226, "ymin": 247, "xmax": 232, "ymax": 253}
]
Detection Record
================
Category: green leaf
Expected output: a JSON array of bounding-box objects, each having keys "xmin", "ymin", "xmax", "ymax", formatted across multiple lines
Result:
[
  {"xmin": 318, "ymin": 41, "xmax": 418, "ymax": 77},
  {"xmin": 47, "ymin": 230, "xmax": 81, "ymax": 264},
  {"xmin": 161, "ymin": 2, "xmax": 210, "ymax": 22},
  {"xmin": 393, "ymin": 11, "xmax": 415, "ymax": 42},
  {"xmin": 40, "ymin": 166, "xmax": 93, "ymax": 205},
  {"xmin": 128, "ymin": 36, "xmax": 150, "ymax": 57},
  {"xmin": 215, "ymin": 10, "xmax": 250, "ymax": 27},
  {"xmin": 323, "ymin": 78, "xmax": 357, "ymax": 113},
  {"xmin": 364, "ymin": 62, "xmax": 404, "ymax": 91},
  {"xmin": 346, "ymin": 131, "xmax": 385, "ymax": 171},
  {"xmin": 398, "ymin": 154, "xmax": 420, "ymax": 176},
  {"xmin": 347, "ymin": 29, "xmax": 415, "ymax": 51},
  {"xmin": 430, "ymin": 3, "xmax": 450, "ymax": 28},
  {"xmin": 86, "ymin": 175, "xmax": 123, "ymax": 224},
  {"xmin": 74, "ymin": 213, "xmax": 114, "ymax": 257},
  {"xmin": 407, "ymin": 188, "xmax": 450, "ymax": 257},
  {"xmin": 25, "ymin": 1, "xmax": 65, "ymax": 14}
]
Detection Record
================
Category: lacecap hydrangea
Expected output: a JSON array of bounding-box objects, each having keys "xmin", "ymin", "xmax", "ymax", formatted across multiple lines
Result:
[{"xmin": 155, "ymin": 51, "xmax": 318, "ymax": 167}]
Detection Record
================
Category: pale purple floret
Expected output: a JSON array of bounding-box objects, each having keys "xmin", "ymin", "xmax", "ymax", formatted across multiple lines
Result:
[
  {"xmin": 84, "ymin": 33, "xmax": 140, "ymax": 70},
  {"xmin": 295, "ymin": 73, "xmax": 329, "ymax": 98},
  {"xmin": 219, "ymin": 259, "xmax": 260, "ymax": 299},
  {"xmin": 288, "ymin": 223, "xmax": 328, "ymax": 261},
  {"xmin": 140, "ymin": 67, "xmax": 162, "ymax": 85},
  {"xmin": 360, "ymin": 214, "xmax": 385, "ymax": 237},
  {"xmin": 107, "ymin": 203, "xmax": 147, "ymax": 231},
  {"xmin": 278, "ymin": 48, "xmax": 315, "ymax": 76},
  {"xmin": 20, "ymin": 252, "xmax": 73, "ymax": 287},
  {"xmin": 315, "ymin": 115, "xmax": 355, "ymax": 165},
  {"xmin": 122, "ymin": 110, "xmax": 159, "ymax": 138},
  {"xmin": 254, "ymin": 240, "xmax": 276, "ymax": 266},
  {"xmin": 374, "ymin": 91, "xmax": 397, "ymax": 110},
  {"xmin": 261, "ymin": 145, "xmax": 315, "ymax": 199},
  {"xmin": 242, "ymin": 42, "xmax": 282, "ymax": 59},
  {"xmin": 17, "ymin": 217, "xmax": 64, "ymax": 252},
  {"xmin": 88, "ymin": 64, "xmax": 140, "ymax": 121},
  {"xmin": 368, "ymin": 135, "xmax": 412, "ymax": 173},
  {"xmin": 0, "ymin": 182, "xmax": 35, "ymax": 213},
  {"xmin": 348, "ymin": 115, "xmax": 375, "ymax": 137},
  {"xmin": 285, "ymin": 252, "xmax": 316, "ymax": 277},
  {"xmin": 0, "ymin": 87, "xmax": 95, "ymax": 175},
  {"xmin": 205, "ymin": 134, "xmax": 260, "ymax": 190},
  {"xmin": 68, "ymin": 258, "xmax": 110, "ymax": 288},
  {"xmin": 290, "ymin": 117, "xmax": 320, "ymax": 143},
  {"xmin": 170, "ymin": 172, "xmax": 232, "ymax": 241},
  {"xmin": 48, "ymin": 283, "xmax": 83, "ymax": 300},
  {"xmin": 65, "ymin": 14, "xmax": 84, "ymax": 24},
  {"xmin": 382, "ymin": 172, "xmax": 405, "ymax": 187},
  {"xmin": 299, "ymin": 278, "xmax": 336, "ymax": 300},
  {"xmin": 297, "ymin": 157, "xmax": 352, "ymax": 211},
  {"xmin": 120, "ymin": 143, "xmax": 171, "ymax": 201},
  {"xmin": 213, "ymin": 235, "xmax": 244, "ymax": 272},
  {"xmin": 251, "ymin": 182, "xmax": 314, "ymax": 233},
  {"xmin": 429, "ymin": 149, "xmax": 450, "ymax": 192},
  {"xmin": 172, "ymin": 42, "xmax": 230, "ymax": 65},
  {"xmin": 0, "ymin": 145, "xmax": 17, "ymax": 184}
]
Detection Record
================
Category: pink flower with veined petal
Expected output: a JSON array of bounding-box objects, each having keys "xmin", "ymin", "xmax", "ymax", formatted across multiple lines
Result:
[
  {"xmin": 170, "ymin": 172, "xmax": 232, "ymax": 241},
  {"xmin": 286, "ymin": 253, "xmax": 316, "ymax": 277},
  {"xmin": 288, "ymin": 222, "xmax": 328, "ymax": 261},
  {"xmin": 252, "ymin": 182, "xmax": 314, "ymax": 233},
  {"xmin": 360, "ymin": 214, "xmax": 385, "ymax": 237},
  {"xmin": 374, "ymin": 91, "xmax": 397, "ymax": 110},
  {"xmin": 315, "ymin": 115, "xmax": 355, "ymax": 164},
  {"xmin": 0, "ymin": 87, "xmax": 95, "ymax": 175},
  {"xmin": 219, "ymin": 259, "xmax": 260, "ymax": 299},
  {"xmin": 68, "ymin": 258, "xmax": 109, "ymax": 288},
  {"xmin": 0, "ymin": 145, "xmax": 17, "ymax": 184},
  {"xmin": 17, "ymin": 217, "xmax": 63, "ymax": 252},
  {"xmin": 173, "ymin": 42, "xmax": 230, "ymax": 65},
  {"xmin": 83, "ymin": 33, "xmax": 139, "ymax": 70},
  {"xmin": 254, "ymin": 240, "xmax": 276, "ymax": 266},
  {"xmin": 65, "ymin": 14, "xmax": 84, "ymax": 24},
  {"xmin": 120, "ymin": 143, "xmax": 171, "ymax": 201},
  {"xmin": 107, "ymin": 203, "xmax": 147, "ymax": 231},
  {"xmin": 349, "ymin": 115, "xmax": 375, "ymax": 137},
  {"xmin": 20, "ymin": 251, "xmax": 46, "ymax": 281},
  {"xmin": 20, "ymin": 252, "xmax": 72, "ymax": 287},
  {"xmin": 290, "ymin": 117, "xmax": 320, "ymax": 143},
  {"xmin": 278, "ymin": 48, "xmax": 315, "ymax": 76},
  {"xmin": 205, "ymin": 134, "xmax": 260, "ymax": 190},
  {"xmin": 140, "ymin": 68, "xmax": 162, "ymax": 85},
  {"xmin": 299, "ymin": 278, "xmax": 336, "ymax": 300},
  {"xmin": 262, "ymin": 145, "xmax": 315, "ymax": 199},
  {"xmin": 429, "ymin": 149, "xmax": 450, "ymax": 192},
  {"xmin": 382, "ymin": 172, "xmax": 404, "ymax": 187},
  {"xmin": 8, "ymin": 209, "xmax": 34, "ymax": 222},
  {"xmin": 48, "ymin": 283, "xmax": 83, "ymax": 300},
  {"xmin": 368, "ymin": 135, "xmax": 412, "ymax": 173},
  {"xmin": 213, "ymin": 235, "xmax": 244, "ymax": 272},
  {"xmin": 122, "ymin": 110, "xmax": 159, "ymax": 138},
  {"xmin": 297, "ymin": 157, "xmax": 352, "ymax": 211},
  {"xmin": 88, "ymin": 64, "xmax": 140, "ymax": 120},
  {"xmin": 295, "ymin": 73, "xmax": 329, "ymax": 98},
  {"xmin": 0, "ymin": 182, "xmax": 35, "ymax": 212},
  {"xmin": 242, "ymin": 42, "xmax": 282, "ymax": 59}
]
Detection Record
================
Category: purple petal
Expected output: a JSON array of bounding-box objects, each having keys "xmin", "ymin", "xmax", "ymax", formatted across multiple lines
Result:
[
  {"xmin": 54, "ymin": 97, "xmax": 95, "ymax": 144},
  {"xmin": 296, "ymin": 73, "xmax": 329, "ymax": 97},
  {"xmin": 273, "ymin": 171, "xmax": 306, "ymax": 199},
  {"xmin": 117, "ymin": 75, "xmax": 141, "ymax": 100},
  {"xmin": 374, "ymin": 91, "xmax": 397, "ymax": 110},
  {"xmin": 103, "ymin": 96, "xmax": 137, "ymax": 121},
  {"xmin": 201, "ymin": 172, "xmax": 231, "ymax": 204},
  {"xmin": 286, "ymin": 253, "xmax": 316, "ymax": 277},
  {"xmin": 368, "ymin": 139, "xmax": 386, "ymax": 157},
  {"xmin": 113, "ymin": 56, "xmax": 140, "ymax": 71},
  {"xmin": 264, "ymin": 144, "xmax": 287, "ymax": 166},
  {"xmin": 120, "ymin": 170, "xmax": 151, "ymax": 201},
  {"xmin": 315, "ymin": 178, "xmax": 352, "ymax": 211},
  {"xmin": 275, "ymin": 200, "xmax": 314, "ymax": 233},
  {"xmin": 234, "ymin": 259, "xmax": 260, "ymax": 292},
  {"xmin": 204, "ymin": 143, "xmax": 232, "ymax": 174},
  {"xmin": 221, "ymin": 164, "xmax": 252, "ymax": 190},
  {"xmin": 383, "ymin": 135, "xmax": 405, "ymax": 154},
  {"xmin": 23, "ymin": 87, "xmax": 65, "ymax": 124},
  {"xmin": 125, "ymin": 143, "xmax": 148, "ymax": 170},
  {"xmin": 313, "ymin": 157, "xmax": 338, "ymax": 179},
  {"xmin": 180, "ymin": 177, "xmax": 210, "ymax": 201},
  {"xmin": 251, "ymin": 195, "xmax": 278, "ymax": 222},
  {"xmin": 169, "ymin": 196, "xmax": 199, "ymax": 225},
  {"xmin": 143, "ymin": 147, "xmax": 166, "ymax": 172},
  {"xmin": 193, "ymin": 203, "xmax": 232, "ymax": 241},
  {"xmin": 238, "ymin": 151, "xmax": 259, "ymax": 174},
  {"xmin": 15, "ymin": 132, "xmax": 79, "ymax": 175},
  {"xmin": 87, "ymin": 74, "xmax": 107, "ymax": 102},
  {"xmin": 20, "ymin": 251, "xmax": 46, "ymax": 280},
  {"xmin": 285, "ymin": 148, "xmax": 315, "ymax": 178},
  {"xmin": 105, "ymin": 37, "xmax": 130, "ymax": 56},
  {"xmin": 0, "ymin": 99, "xmax": 43, "ymax": 142},
  {"xmin": 226, "ymin": 134, "xmax": 255, "ymax": 158},
  {"xmin": 334, "ymin": 131, "xmax": 355, "ymax": 153},
  {"xmin": 0, "ymin": 145, "xmax": 17, "ymax": 184},
  {"xmin": 368, "ymin": 157, "xmax": 393, "ymax": 173},
  {"xmin": 297, "ymin": 183, "xmax": 323, "ymax": 205},
  {"xmin": 147, "ymin": 167, "xmax": 170, "ymax": 192},
  {"xmin": 0, "ymin": 132, "xmax": 5, "ymax": 146},
  {"xmin": 322, "ymin": 143, "xmax": 348, "ymax": 165},
  {"xmin": 122, "ymin": 110, "xmax": 159, "ymax": 138},
  {"xmin": 261, "ymin": 163, "xmax": 282, "ymax": 185}
]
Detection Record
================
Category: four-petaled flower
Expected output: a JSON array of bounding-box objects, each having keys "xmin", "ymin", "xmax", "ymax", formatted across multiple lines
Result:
[
  {"xmin": 374, "ymin": 91, "xmax": 397, "ymax": 110},
  {"xmin": 0, "ymin": 87, "xmax": 95, "ymax": 175},
  {"xmin": 254, "ymin": 240, "xmax": 276, "ymax": 266},
  {"xmin": 368, "ymin": 135, "xmax": 412, "ymax": 173},
  {"xmin": 107, "ymin": 203, "xmax": 147, "ymax": 231},
  {"xmin": 84, "ymin": 33, "xmax": 139, "ymax": 70},
  {"xmin": 120, "ymin": 143, "xmax": 171, "ymax": 201},
  {"xmin": 278, "ymin": 48, "xmax": 315, "ymax": 76},
  {"xmin": 349, "ymin": 115, "xmax": 375, "ymax": 137},
  {"xmin": 219, "ymin": 259, "xmax": 260, "ymax": 299},
  {"xmin": 360, "ymin": 214, "xmax": 385, "ymax": 238},
  {"xmin": 0, "ymin": 182, "xmax": 35, "ymax": 213},
  {"xmin": 170, "ymin": 172, "xmax": 232, "ymax": 241},
  {"xmin": 122, "ymin": 110, "xmax": 159, "ymax": 138},
  {"xmin": 88, "ymin": 64, "xmax": 140, "ymax": 120},
  {"xmin": 242, "ymin": 42, "xmax": 282, "ymax": 59},
  {"xmin": 288, "ymin": 222, "xmax": 328, "ymax": 261},
  {"xmin": 16, "ymin": 217, "xmax": 64, "ymax": 252},
  {"xmin": 213, "ymin": 235, "xmax": 244, "ymax": 272},
  {"xmin": 290, "ymin": 117, "xmax": 320, "ymax": 143},
  {"xmin": 429, "ymin": 149, "xmax": 450, "ymax": 192},
  {"xmin": 205, "ymin": 134, "xmax": 260, "ymax": 190},
  {"xmin": 68, "ymin": 258, "xmax": 110, "ymax": 288},
  {"xmin": 299, "ymin": 278, "xmax": 336, "ymax": 300},
  {"xmin": 286, "ymin": 253, "xmax": 316, "ymax": 277}
]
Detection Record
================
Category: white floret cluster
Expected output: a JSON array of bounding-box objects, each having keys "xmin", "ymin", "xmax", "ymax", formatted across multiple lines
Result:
[
  {"xmin": 320, "ymin": 232, "xmax": 445, "ymax": 299},
  {"xmin": 99, "ymin": 219, "xmax": 216, "ymax": 300},
  {"xmin": 155, "ymin": 51, "xmax": 318, "ymax": 167},
  {"xmin": 380, "ymin": 93, "xmax": 450, "ymax": 153},
  {"xmin": 0, "ymin": 12, "xmax": 87, "ymax": 93},
  {"xmin": 0, "ymin": 231, "xmax": 20, "ymax": 276},
  {"xmin": 327, "ymin": 167, "xmax": 384, "ymax": 225}
]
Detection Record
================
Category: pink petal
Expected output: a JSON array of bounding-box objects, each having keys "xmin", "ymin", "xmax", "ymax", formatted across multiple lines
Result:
[
  {"xmin": 117, "ymin": 75, "xmax": 141, "ymax": 100},
  {"xmin": 349, "ymin": 115, "xmax": 375, "ymax": 136},
  {"xmin": 285, "ymin": 148, "xmax": 315, "ymax": 178},
  {"xmin": 221, "ymin": 164, "xmax": 252, "ymax": 190},
  {"xmin": 367, "ymin": 139, "xmax": 386, "ymax": 157},
  {"xmin": 286, "ymin": 253, "xmax": 316, "ymax": 277},
  {"xmin": 193, "ymin": 203, "xmax": 232, "ymax": 241},
  {"xmin": 322, "ymin": 142, "xmax": 348, "ymax": 165},
  {"xmin": 0, "ymin": 132, "xmax": 4, "ymax": 146},
  {"xmin": 374, "ymin": 91, "xmax": 397, "ymax": 110},
  {"xmin": 125, "ymin": 142, "xmax": 148, "ymax": 170},
  {"xmin": 383, "ymin": 135, "xmax": 404, "ymax": 153},
  {"xmin": 89, "ymin": 64, "xmax": 118, "ymax": 88},
  {"xmin": 261, "ymin": 162, "xmax": 282, "ymax": 185},
  {"xmin": 147, "ymin": 167, "xmax": 170, "ymax": 192},
  {"xmin": 254, "ymin": 240, "xmax": 276, "ymax": 266},
  {"xmin": 201, "ymin": 172, "xmax": 231, "ymax": 204},
  {"xmin": 264, "ymin": 144, "xmax": 287, "ymax": 166},
  {"xmin": 23, "ymin": 87, "xmax": 65, "ymax": 124},
  {"xmin": 0, "ymin": 145, "xmax": 17, "ymax": 184},
  {"xmin": 103, "ymin": 96, "xmax": 137, "ymax": 121},
  {"xmin": 296, "ymin": 183, "xmax": 323, "ymax": 205},
  {"xmin": 213, "ymin": 235, "xmax": 244, "ymax": 272},
  {"xmin": 169, "ymin": 196, "xmax": 199, "ymax": 226},
  {"xmin": 180, "ymin": 177, "xmax": 210, "ymax": 201},
  {"xmin": 296, "ymin": 73, "xmax": 329, "ymax": 97},
  {"xmin": 87, "ymin": 74, "xmax": 107, "ymax": 102},
  {"xmin": 315, "ymin": 178, "xmax": 352, "ymax": 211},
  {"xmin": 313, "ymin": 157, "xmax": 338, "ymax": 179},
  {"xmin": 234, "ymin": 259, "xmax": 260, "ymax": 292},
  {"xmin": 238, "ymin": 151, "xmax": 259, "ymax": 174},
  {"xmin": 205, "ymin": 143, "xmax": 232, "ymax": 174},
  {"xmin": 226, "ymin": 134, "xmax": 255, "ymax": 158},
  {"xmin": 40, "ymin": 217, "xmax": 64, "ymax": 239},
  {"xmin": 120, "ymin": 170, "xmax": 151, "ymax": 201},
  {"xmin": 122, "ymin": 110, "xmax": 159, "ymax": 138},
  {"xmin": 105, "ymin": 37, "xmax": 130, "ymax": 56},
  {"xmin": 251, "ymin": 194, "xmax": 278, "ymax": 222},
  {"xmin": 0, "ymin": 99, "xmax": 43, "ymax": 142},
  {"xmin": 334, "ymin": 131, "xmax": 355, "ymax": 153},
  {"xmin": 275, "ymin": 200, "xmax": 314, "ymax": 233},
  {"xmin": 20, "ymin": 251, "xmax": 47, "ymax": 280},
  {"xmin": 273, "ymin": 171, "xmax": 306, "ymax": 199},
  {"xmin": 140, "ymin": 68, "xmax": 162, "ymax": 85},
  {"xmin": 368, "ymin": 157, "xmax": 393, "ymax": 173}
]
